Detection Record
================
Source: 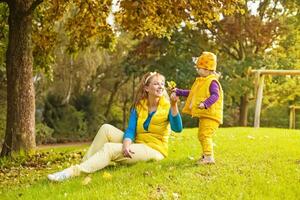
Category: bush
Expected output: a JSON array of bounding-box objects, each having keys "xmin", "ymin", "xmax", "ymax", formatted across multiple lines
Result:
[
  {"xmin": 43, "ymin": 94, "xmax": 88, "ymax": 141},
  {"xmin": 73, "ymin": 93, "xmax": 106, "ymax": 136},
  {"xmin": 35, "ymin": 123, "xmax": 55, "ymax": 145},
  {"xmin": 222, "ymin": 106, "xmax": 239, "ymax": 127},
  {"xmin": 181, "ymin": 114, "xmax": 198, "ymax": 128},
  {"xmin": 107, "ymin": 105, "xmax": 123, "ymax": 128}
]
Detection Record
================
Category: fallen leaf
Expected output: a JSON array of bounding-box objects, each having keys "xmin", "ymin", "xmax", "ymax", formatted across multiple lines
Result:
[
  {"xmin": 102, "ymin": 172, "xmax": 112, "ymax": 180},
  {"xmin": 188, "ymin": 156, "xmax": 195, "ymax": 160},
  {"xmin": 82, "ymin": 176, "xmax": 92, "ymax": 185},
  {"xmin": 149, "ymin": 186, "xmax": 167, "ymax": 199},
  {"xmin": 143, "ymin": 171, "xmax": 152, "ymax": 176},
  {"xmin": 247, "ymin": 135, "xmax": 255, "ymax": 140},
  {"xmin": 172, "ymin": 192, "xmax": 180, "ymax": 200}
]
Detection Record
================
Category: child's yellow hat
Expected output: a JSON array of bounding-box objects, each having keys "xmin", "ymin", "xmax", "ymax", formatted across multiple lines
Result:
[{"xmin": 196, "ymin": 52, "xmax": 217, "ymax": 71}]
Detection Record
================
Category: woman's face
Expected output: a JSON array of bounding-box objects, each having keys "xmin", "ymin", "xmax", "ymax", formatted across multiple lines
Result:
[{"xmin": 145, "ymin": 75, "xmax": 165, "ymax": 98}]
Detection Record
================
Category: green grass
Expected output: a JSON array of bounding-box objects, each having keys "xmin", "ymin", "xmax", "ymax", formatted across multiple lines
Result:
[{"xmin": 1, "ymin": 127, "xmax": 300, "ymax": 200}]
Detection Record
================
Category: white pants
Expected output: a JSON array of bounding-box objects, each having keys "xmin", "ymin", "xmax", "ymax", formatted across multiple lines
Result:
[{"xmin": 68, "ymin": 124, "xmax": 164, "ymax": 176}]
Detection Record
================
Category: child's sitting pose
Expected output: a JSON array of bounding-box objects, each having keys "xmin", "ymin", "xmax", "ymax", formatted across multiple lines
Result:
[{"xmin": 174, "ymin": 52, "xmax": 223, "ymax": 164}]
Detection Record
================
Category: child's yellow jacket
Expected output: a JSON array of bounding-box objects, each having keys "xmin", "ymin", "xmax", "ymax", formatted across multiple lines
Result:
[{"xmin": 182, "ymin": 74, "xmax": 223, "ymax": 124}]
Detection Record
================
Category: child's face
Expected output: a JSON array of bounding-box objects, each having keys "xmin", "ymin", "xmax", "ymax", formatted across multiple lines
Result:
[{"xmin": 196, "ymin": 68, "xmax": 211, "ymax": 77}]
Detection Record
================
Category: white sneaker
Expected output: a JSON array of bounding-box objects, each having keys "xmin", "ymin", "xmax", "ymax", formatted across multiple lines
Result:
[
  {"xmin": 197, "ymin": 155, "xmax": 215, "ymax": 165},
  {"xmin": 48, "ymin": 170, "xmax": 72, "ymax": 182}
]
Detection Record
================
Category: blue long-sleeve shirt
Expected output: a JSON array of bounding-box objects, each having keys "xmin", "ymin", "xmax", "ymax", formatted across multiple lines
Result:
[{"xmin": 123, "ymin": 109, "xmax": 183, "ymax": 141}]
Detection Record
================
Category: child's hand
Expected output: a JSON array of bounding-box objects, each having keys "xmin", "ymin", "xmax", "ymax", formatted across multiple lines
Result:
[{"xmin": 198, "ymin": 102, "xmax": 205, "ymax": 109}]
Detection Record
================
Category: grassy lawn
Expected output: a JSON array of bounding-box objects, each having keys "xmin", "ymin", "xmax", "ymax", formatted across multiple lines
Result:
[{"xmin": 1, "ymin": 127, "xmax": 300, "ymax": 200}]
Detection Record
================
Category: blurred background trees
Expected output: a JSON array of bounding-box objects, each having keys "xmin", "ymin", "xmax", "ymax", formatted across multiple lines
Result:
[{"xmin": 0, "ymin": 0, "xmax": 299, "ymax": 150}]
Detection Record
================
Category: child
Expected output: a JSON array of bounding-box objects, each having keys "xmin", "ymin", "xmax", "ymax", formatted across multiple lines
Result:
[{"xmin": 174, "ymin": 51, "xmax": 223, "ymax": 164}]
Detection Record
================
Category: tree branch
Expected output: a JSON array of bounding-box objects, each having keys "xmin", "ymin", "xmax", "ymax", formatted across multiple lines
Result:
[
  {"xmin": 221, "ymin": 44, "xmax": 239, "ymax": 60},
  {"xmin": 24, "ymin": 0, "xmax": 43, "ymax": 16},
  {"xmin": 258, "ymin": 0, "xmax": 269, "ymax": 20},
  {"xmin": 206, "ymin": 25, "xmax": 240, "ymax": 60},
  {"xmin": 238, "ymin": 39, "xmax": 245, "ymax": 60},
  {"xmin": 269, "ymin": 0, "xmax": 279, "ymax": 20},
  {"xmin": 84, "ymin": 0, "xmax": 97, "ymax": 19},
  {"xmin": 31, "ymin": 0, "xmax": 43, "ymax": 11}
]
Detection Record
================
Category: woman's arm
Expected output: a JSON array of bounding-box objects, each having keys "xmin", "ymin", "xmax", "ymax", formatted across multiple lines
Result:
[
  {"xmin": 170, "ymin": 92, "xmax": 179, "ymax": 116},
  {"xmin": 123, "ymin": 109, "xmax": 137, "ymax": 141},
  {"xmin": 122, "ymin": 109, "xmax": 137, "ymax": 158},
  {"xmin": 169, "ymin": 111, "xmax": 183, "ymax": 132},
  {"xmin": 169, "ymin": 92, "xmax": 183, "ymax": 132}
]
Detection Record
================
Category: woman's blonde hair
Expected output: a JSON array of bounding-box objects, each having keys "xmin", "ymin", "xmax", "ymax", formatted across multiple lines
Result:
[{"xmin": 132, "ymin": 72, "xmax": 167, "ymax": 108}]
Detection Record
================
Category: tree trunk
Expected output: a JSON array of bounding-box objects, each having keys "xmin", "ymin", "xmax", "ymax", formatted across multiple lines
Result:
[
  {"xmin": 122, "ymin": 98, "xmax": 129, "ymax": 130},
  {"xmin": 1, "ymin": 1, "xmax": 36, "ymax": 157},
  {"xmin": 239, "ymin": 94, "xmax": 249, "ymax": 126},
  {"xmin": 104, "ymin": 81, "xmax": 120, "ymax": 117},
  {"xmin": 132, "ymin": 74, "xmax": 136, "ymax": 102},
  {"xmin": 61, "ymin": 55, "xmax": 73, "ymax": 105},
  {"xmin": 104, "ymin": 76, "xmax": 131, "ymax": 118}
]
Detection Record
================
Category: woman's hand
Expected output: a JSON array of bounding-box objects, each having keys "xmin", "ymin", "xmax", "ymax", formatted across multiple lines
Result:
[
  {"xmin": 170, "ymin": 92, "xmax": 179, "ymax": 116},
  {"xmin": 122, "ymin": 146, "xmax": 135, "ymax": 158},
  {"xmin": 170, "ymin": 92, "xmax": 179, "ymax": 106},
  {"xmin": 122, "ymin": 139, "xmax": 135, "ymax": 158}
]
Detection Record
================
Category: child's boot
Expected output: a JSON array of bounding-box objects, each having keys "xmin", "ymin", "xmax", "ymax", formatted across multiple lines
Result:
[{"xmin": 197, "ymin": 155, "xmax": 215, "ymax": 165}]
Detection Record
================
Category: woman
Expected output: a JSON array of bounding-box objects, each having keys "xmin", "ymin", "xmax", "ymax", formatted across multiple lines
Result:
[{"xmin": 48, "ymin": 72, "xmax": 183, "ymax": 181}]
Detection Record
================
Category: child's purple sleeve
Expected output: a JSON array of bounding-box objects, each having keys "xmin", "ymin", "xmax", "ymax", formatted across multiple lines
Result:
[
  {"xmin": 175, "ymin": 89, "xmax": 190, "ymax": 97},
  {"xmin": 203, "ymin": 81, "xmax": 220, "ymax": 108}
]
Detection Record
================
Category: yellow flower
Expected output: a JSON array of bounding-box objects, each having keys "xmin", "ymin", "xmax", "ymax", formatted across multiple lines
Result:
[
  {"xmin": 102, "ymin": 171, "xmax": 112, "ymax": 180},
  {"xmin": 167, "ymin": 81, "xmax": 177, "ymax": 90}
]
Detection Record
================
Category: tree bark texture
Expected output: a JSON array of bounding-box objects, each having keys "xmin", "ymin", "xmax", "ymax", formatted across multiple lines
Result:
[{"xmin": 1, "ymin": 0, "xmax": 36, "ymax": 156}]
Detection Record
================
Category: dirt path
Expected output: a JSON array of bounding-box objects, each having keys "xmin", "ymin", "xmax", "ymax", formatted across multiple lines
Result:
[{"xmin": 37, "ymin": 141, "xmax": 91, "ymax": 149}]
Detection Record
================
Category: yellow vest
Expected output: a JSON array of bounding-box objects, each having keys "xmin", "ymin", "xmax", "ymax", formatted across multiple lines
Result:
[
  {"xmin": 135, "ymin": 96, "xmax": 171, "ymax": 157},
  {"xmin": 182, "ymin": 74, "xmax": 223, "ymax": 124}
]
